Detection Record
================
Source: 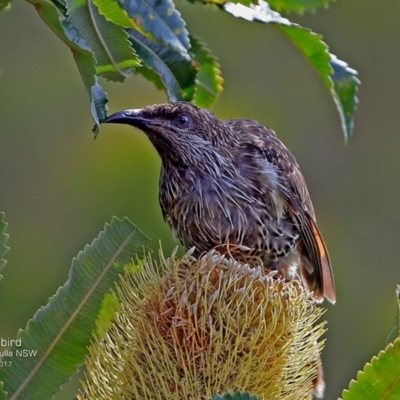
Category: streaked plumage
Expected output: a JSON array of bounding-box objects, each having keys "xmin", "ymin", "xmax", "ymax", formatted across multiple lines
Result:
[{"xmin": 104, "ymin": 102, "xmax": 335, "ymax": 304}]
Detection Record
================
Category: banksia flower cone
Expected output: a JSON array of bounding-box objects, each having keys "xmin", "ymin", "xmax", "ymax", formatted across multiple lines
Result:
[{"xmin": 78, "ymin": 250, "xmax": 326, "ymax": 400}]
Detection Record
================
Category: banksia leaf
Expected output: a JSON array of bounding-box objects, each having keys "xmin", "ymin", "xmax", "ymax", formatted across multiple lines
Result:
[
  {"xmin": 78, "ymin": 249, "xmax": 326, "ymax": 400},
  {"xmin": 0, "ymin": 208, "xmax": 9, "ymax": 280},
  {"xmin": 0, "ymin": 217, "xmax": 148, "ymax": 400},
  {"xmin": 340, "ymin": 338, "xmax": 400, "ymax": 400},
  {"xmin": 386, "ymin": 285, "xmax": 400, "ymax": 345}
]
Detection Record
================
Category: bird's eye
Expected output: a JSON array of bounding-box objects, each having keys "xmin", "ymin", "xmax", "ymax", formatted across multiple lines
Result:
[{"xmin": 176, "ymin": 114, "xmax": 190, "ymax": 127}]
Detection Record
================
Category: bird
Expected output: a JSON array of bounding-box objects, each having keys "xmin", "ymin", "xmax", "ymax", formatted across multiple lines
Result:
[
  {"xmin": 104, "ymin": 101, "xmax": 335, "ymax": 397},
  {"xmin": 104, "ymin": 101, "xmax": 335, "ymax": 305}
]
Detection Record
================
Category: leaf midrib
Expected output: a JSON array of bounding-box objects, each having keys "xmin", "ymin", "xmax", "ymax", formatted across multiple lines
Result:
[{"xmin": 9, "ymin": 227, "xmax": 138, "ymax": 400}]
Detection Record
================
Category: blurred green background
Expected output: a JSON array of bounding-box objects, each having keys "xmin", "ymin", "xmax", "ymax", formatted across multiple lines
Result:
[{"xmin": 1, "ymin": 0, "xmax": 400, "ymax": 398}]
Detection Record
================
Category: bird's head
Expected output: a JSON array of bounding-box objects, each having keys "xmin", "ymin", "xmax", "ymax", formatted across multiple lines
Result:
[{"xmin": 104, "ymin": 102, "xmax": 237, "ymax": 167}]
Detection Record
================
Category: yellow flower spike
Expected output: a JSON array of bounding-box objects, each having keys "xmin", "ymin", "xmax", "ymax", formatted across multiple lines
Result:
[{"xmin": 78, "ymin": 250, "xmax": 326, "ymax": 400}]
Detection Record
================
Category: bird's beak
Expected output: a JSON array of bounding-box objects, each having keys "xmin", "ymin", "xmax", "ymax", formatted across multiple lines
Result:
[{"xmin": 104, "ymin": 109, "xmax": 144, "ymax": 125}]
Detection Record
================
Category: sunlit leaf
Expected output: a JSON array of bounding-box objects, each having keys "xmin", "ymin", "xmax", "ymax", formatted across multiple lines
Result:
[
  {"xmin": 277, "ymin": 23, "xmax": 331, "ymax": 84},
  {"xmin": 0, "ymin": 217, "xmax": 149, "ymax": 400},
  {"xmin": 340, "ymin": 338, "xmax": 400, "ymax": 400},
  {"xmin": 93, "ymin": 0, "xmax": 136, "ymax": 28},
  {"xmin": 268, "ymin": 0, "xmax": 332, "ymax": 13},
  {"xmin": 187, "ymin": 35, "xmax": 224, "ymax": 108}
]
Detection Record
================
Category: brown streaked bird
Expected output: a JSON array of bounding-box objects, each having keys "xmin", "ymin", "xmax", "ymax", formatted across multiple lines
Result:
[{"xmin": 105, "ymin": 101, "xmax": 335, "ymax": 305}]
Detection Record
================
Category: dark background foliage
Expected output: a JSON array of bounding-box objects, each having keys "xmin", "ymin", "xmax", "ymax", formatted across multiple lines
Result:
[{"xmin": 0, "ymin": 0, "xmax": 399, "ymax": 398}]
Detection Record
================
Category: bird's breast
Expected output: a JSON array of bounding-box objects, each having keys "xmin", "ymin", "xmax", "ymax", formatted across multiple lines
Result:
[{"xmin": 159, "ymin": 166, "xmax": 297, "ymax": 261}]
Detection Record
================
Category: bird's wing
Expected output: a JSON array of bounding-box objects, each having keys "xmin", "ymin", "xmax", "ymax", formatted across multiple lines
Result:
[
  {"xmin": 229, "ymin": 119, "xmax": 336, "ymax": 303},
  {"xmin": 262, "ymin": 131, "xmax": 336, "ymax": 303}
]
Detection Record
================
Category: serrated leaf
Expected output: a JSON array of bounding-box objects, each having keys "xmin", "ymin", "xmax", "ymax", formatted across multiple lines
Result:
[
  {"xmin": 128, "ymin": 29, "xmax": 196, "ymax": 102},
  {"xmin": 126, "ymin": 32, "xmax": 222, "ymax": 108},
  {"xmin": 268, "ymin": 0, "xmax": 332, "ymax": 13},
  {"xmin": 93, "ymin": 0, "xmax": 136, "ymax": 29},
  {"xmin": 66, "ymin": 0, "xmax": 140, "ymax": 82},
  {"xmin": 276, "ymin": 24, "xmax": 332, "ymax": 84},
  {"xmin": 213, "ymin": 391, "xmax": 258, "ymax": 400},
  {"xmin": 26, "ymin": 0, "xmax": 108, "ymax": 132},
  {"xmin": 278, "ymin": 25, "xmax": 359, "ymax": 139},
  {"xmin": 119, "ymin": 0, "xmax": 190, "ymax": 55},
  {"xmin": 223, "ymin": 0, "xmax": 359, "ymax": 139},
  {"xmin": 186, "ymin": 35, "xmax": 224, "ymax": 108},
  {"xmin": 330, "ymin": 55, "xmax": 360, "ymax": 140},
  {"xmin": 386, "ymin": 285, "xmax": 400, "ymax": 345},
  {"xmin": 340, "ymin": 338, "xmax": 400, "ymax": 400},
  {"xmin": 0, "ymin": 208, "xmax": 9, "ymax": 280},
  {"xmin": 0, "ymin": 217, "xmax": 149, "ymax": 400}
]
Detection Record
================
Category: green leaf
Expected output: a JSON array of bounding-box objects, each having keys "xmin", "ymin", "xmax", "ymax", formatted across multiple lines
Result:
[
  {"xmin": 268, "ymin": 0, "xmax": 332, "ymax": 13},
  {"xmin": 128, "ymin": 29, "xmax": 196, "ymax": 102},
  {"xmin": 0, "ymin": 385, "xmax": 6, "ymax": 399},
  {"xmin": 386, "ymin": 285, "xmax": 400, "ymax": 345},
  {"xmin": 0, "ymin": 208, "xmax": 9, "ymax": 281},
  {"xmin": 66, "ymin": 0, "xmax": 140, "ymax": 82},
  {"xmin": 213, "ymin": 391, "xmax": 258, "ymax": 400},
  {"xmin": 26, "ymin": 0, "xmax": 108, "ymax": 133},
  {"xmin": 0, "ymin": 0, "xmax": 11, "ymax": 12},
  {"xmin": 330, "ymin": 55, "xmax": 360, "ymax": 141},
  {"xmin": 222, "ymin": 0, "xmax": 359, "ymax": 139},
  {"xmin": 119, "ymin": 0, "xmax": 201, "ymax": 103},
  {"xmin": 279, "ymin": 25, "xmax": 359, "ymax": 139},
  {"xmin": 276, "ymin": 24, "xmax": 332, "ymax": 86},
  {"xmin": 0, "ymin": 217, "xmax": 149, "ymax": 400},
  {"xmin": 340, "ymin": 338, "xmax": 400, "ymax": 400},
  {"xmin": 126, "ymin": 31, "xmax": 222, "ymax": 108},
  {"xmin": 119, "ymin": 0, "xmax": 190, "ymax": 55},
  {"xmin": 186, "ymin": 35, "xmax": 224, "ymax": 108},
  {"xmin": 90, "ymin": 81, "xmax": 109, "ymax": 136},
  {"xmin": 93, "ymin": 0, "xmax": 136, "ymax": 29}
]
